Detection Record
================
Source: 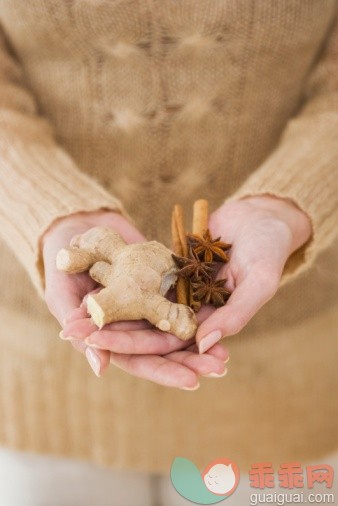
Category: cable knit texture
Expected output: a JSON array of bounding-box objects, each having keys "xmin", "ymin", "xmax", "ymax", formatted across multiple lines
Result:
[{"xmin": 0, "ymin": 0, "xmax": 337, "ymax": 473}]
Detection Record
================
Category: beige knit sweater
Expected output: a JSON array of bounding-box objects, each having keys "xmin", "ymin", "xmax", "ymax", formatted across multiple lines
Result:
[{"xmin": 0, "ymin": 1, "xmax": 337, "ymax": 474}]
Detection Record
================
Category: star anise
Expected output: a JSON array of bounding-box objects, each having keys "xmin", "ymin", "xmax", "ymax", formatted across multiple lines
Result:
[
  {"xmin": 190, "ymin": 298, "xmax": 202, "ymax": 313},
  {"xmin": 187, "ymin": 229, "xmax": 231, "ymax": 263},
  {"xmin": 191, "ymin": 277, "xmax": 231, "ymax": 307},
  {"xmin": 172, "ymin": 247, "xmax": 215, "ymax": 280}
]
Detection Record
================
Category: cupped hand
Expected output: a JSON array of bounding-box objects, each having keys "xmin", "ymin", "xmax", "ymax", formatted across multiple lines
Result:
[
  {"xmin": 42, "ymin": 210, "xmax": 146, "ymax": 373},
  {"xmin": 62, "ymin": 299, "xmax": 228, "ymax": 388},
  {"xmin": 195, "ymin": 195, "xmax": 312, "ymax": 353},
  {"xmin": 42, "ymin": 210, "xmax": 229, "ymax": 388}
]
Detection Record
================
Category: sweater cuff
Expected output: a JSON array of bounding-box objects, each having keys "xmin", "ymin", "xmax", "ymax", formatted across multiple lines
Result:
[
  {"xmin": 225, "ymin": 114, "xmax": 338, "ymax": 286},
  {"xmin": 0, "ymin": 141, "xmax": 130, "ymax": 300}
]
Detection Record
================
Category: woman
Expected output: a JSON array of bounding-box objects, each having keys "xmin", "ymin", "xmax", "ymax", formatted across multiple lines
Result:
[{"xmin": 0, "ymin": 1, "xmax": 337, "ymax": 504}]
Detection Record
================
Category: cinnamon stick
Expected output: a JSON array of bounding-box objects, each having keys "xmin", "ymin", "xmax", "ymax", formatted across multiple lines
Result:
[
  {"xmin": 174, "ymin": 205, "xmax": 188, "ymax": 257},
  {"xmin": 171, "ymin": 205, "xmax": 183, "ymax": 256},
  {"xmin": 192, "ymin": 199, "xmax": 209, "ymax": 236},
  {"xmin": 171, "ymin": 205, "xmax": 189, "ymax": 305}
]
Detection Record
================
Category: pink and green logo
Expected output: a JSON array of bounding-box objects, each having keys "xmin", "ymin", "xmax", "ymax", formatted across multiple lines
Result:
[{"xmin": 170, "ymin": 457, "xmax": 240, "ymax": 504}]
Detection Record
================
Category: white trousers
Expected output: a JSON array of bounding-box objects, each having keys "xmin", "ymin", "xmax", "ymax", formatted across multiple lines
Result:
[{"xmin": 0, "ymin": 447, "xmax": 337, "ymax": 506}]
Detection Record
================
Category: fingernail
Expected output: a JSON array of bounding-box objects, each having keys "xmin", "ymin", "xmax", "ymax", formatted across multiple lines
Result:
[
  {"xmin": 179, "ymin": 382, "xmax": 200, "ymax": 391},
  {"xmin": 62, "ymin": 309, "xmax": 79, "ymax": 326},
  {"xmin": 204, "ymin": 368, "xmax": 228, "ymax": 378},
  {"xmin": 224, "ymin": 356, "xmax": 230, "ymax": 364},
  {"xmin": 85, "ymin": 347, "xmax": 101, "ymax": 377},
  {"xmin": 59, "ymin": 330, "xmax": 80, "ymax": 341},
  {"xmin": 198, "ymin": 330, "xmax": 222, "ymax": 354},
  {"xmin": 85, "ymin": 337, "xmax": 102, "ymax": 349}
]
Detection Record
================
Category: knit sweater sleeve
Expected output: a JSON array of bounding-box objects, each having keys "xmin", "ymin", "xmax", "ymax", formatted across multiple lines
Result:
[
  {"xmin": 0, "ymin": 26, "xmax": 128, "ymax": 299},
  {"xmin": 227, "ymin": 9, "xmax": 338, "ymax": 286}
]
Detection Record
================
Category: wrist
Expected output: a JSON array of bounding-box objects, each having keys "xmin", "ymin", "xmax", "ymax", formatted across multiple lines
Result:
[{"xmin": 241, "ymin": 194, "xmax": 313, "ymax": 252}]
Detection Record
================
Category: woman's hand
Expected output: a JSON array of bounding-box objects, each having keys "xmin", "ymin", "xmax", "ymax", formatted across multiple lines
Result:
[
  {"xmin": 196, "ymin": 195, "xmax": 313, "ymax": 353},
  {"xmin": 43, "ymin": 210, "xmax": 147, "ymax": 320},
  {"xmin": 42, "ymin": 210, "xmax": 145, "ymax": 375},
  {"xmin": 42, "ymin": 210, "xmax": 228, "ymax": 388}
]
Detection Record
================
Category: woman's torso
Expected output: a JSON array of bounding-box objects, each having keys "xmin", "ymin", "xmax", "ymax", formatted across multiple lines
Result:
[{"xmin": 0, "ymin": 0, "xmax": 337, "ymax": 470}]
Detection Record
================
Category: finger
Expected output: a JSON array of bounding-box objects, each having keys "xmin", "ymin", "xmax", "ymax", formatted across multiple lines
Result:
[
  {"xmin": 61, "ymin": 318, "xmax": 153, "ymax": 341},
  {"xmin": 109, "ymin": 353, "xmax": 199, "ymax": 390},
  {"xmin": 164, "ymin": 348, "xmax": 228, "ymax": 378},
  {"xmin": 186, "ymin": 342, "xmax": 229, "ymax": 362},
  {"xmin": 60, "ymin": 318, "xmax": 98, "ymax": 340},
  {"xmin": 45, "ymin": 274, "xmax": 90, "ymax": 325},
  {"xmin": 62, "ymin": 287, "xmax": 103, "ymax": 324},
  {"xmin": 195, "ymin": 304, "xmax": 215, "ymax": 324},
  {"xmin": 69, "ymin": 339, "xmax": 111, "ymax": 377},
  {"xmin": 196, "ymin": 268, "xmax": 279, "ymax": 353},
  {"xmin": 85, "ymin": 328, "xmax": 195, "ymax": 355},
  {"xmin": 207, "ymin": 344, "xmax": 229, "ymax": 362},
  {"xmin": 218, "ymin": 262, "xmax": 236, "ymax": 292},
  {"xmin": 44, "ymin": 238, "xmax": 96, "ymax": 325},
  {"xmin": 63, "ymin": 285, "xmax": 113, "ymax": 325},
  {"xmin": 80, "ymin": 287, "xmax": 102, "ymax": 308},
  {"xmin": 43, "ymin": 222, "xmax": 100, "ymax": 324},
  {"xmin": 63, "ymin": 306, "xmax": 88, "ymax": 325},
  {"xmin": 69, "ymin": 339, "xmax": 87, "ymax": 354}
]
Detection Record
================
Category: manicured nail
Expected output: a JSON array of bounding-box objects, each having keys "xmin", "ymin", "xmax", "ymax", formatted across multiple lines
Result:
[
  {"xmin": 85, "ymin": 347, "xmax": 101, "ymax": 377},
  {"xmin": 179, "ymin": 382, "xmax": 200, "ymax": 391},
  {"xmin": 198, "ymin": 330, "xmax": 222, "ymax": 354},
  {"xmin": 204, "ymin": 368, "xmax": 228, "ymax": 378},
  {"xmin": 59, "ymin": 330, "xmax": 80, "ymax": 341},
  {"xmin": 84, "ymin": 337, "xmax": 102, "ymax": 349},
  {"xmin": 59, "ymin": 330, "xmax": 71, "ymax": 340}
]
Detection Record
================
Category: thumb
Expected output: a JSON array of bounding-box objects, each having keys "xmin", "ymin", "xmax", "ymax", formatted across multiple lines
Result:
[
  {"xmin": 44, "ymin": 270, "xmax": 95, "ymax": 326},
  {"xmin": 196, "ymin": 269, "xmax": 279, "ymax": 353},
  {"xmin": 42, "ymin": 231, "xmax": 96, "ymax": 325}
]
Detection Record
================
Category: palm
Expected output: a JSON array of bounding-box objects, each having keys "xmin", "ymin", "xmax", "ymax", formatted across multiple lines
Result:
[
  {"xmin": 195, "ymin": 197, "xmax": 310, "ymax": 348},
  {"xmin": 43, "ymin": 211, "xmax": 228, "ymax": 388},
  {"xmin": 43, "ymin": 212, "xmax": 145, "ymax": 322}
]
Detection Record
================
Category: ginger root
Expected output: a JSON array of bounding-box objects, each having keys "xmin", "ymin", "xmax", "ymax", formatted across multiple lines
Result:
[{"xmin": 56, "ymin": 227, "xmax": 197, "ymax": 340}]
